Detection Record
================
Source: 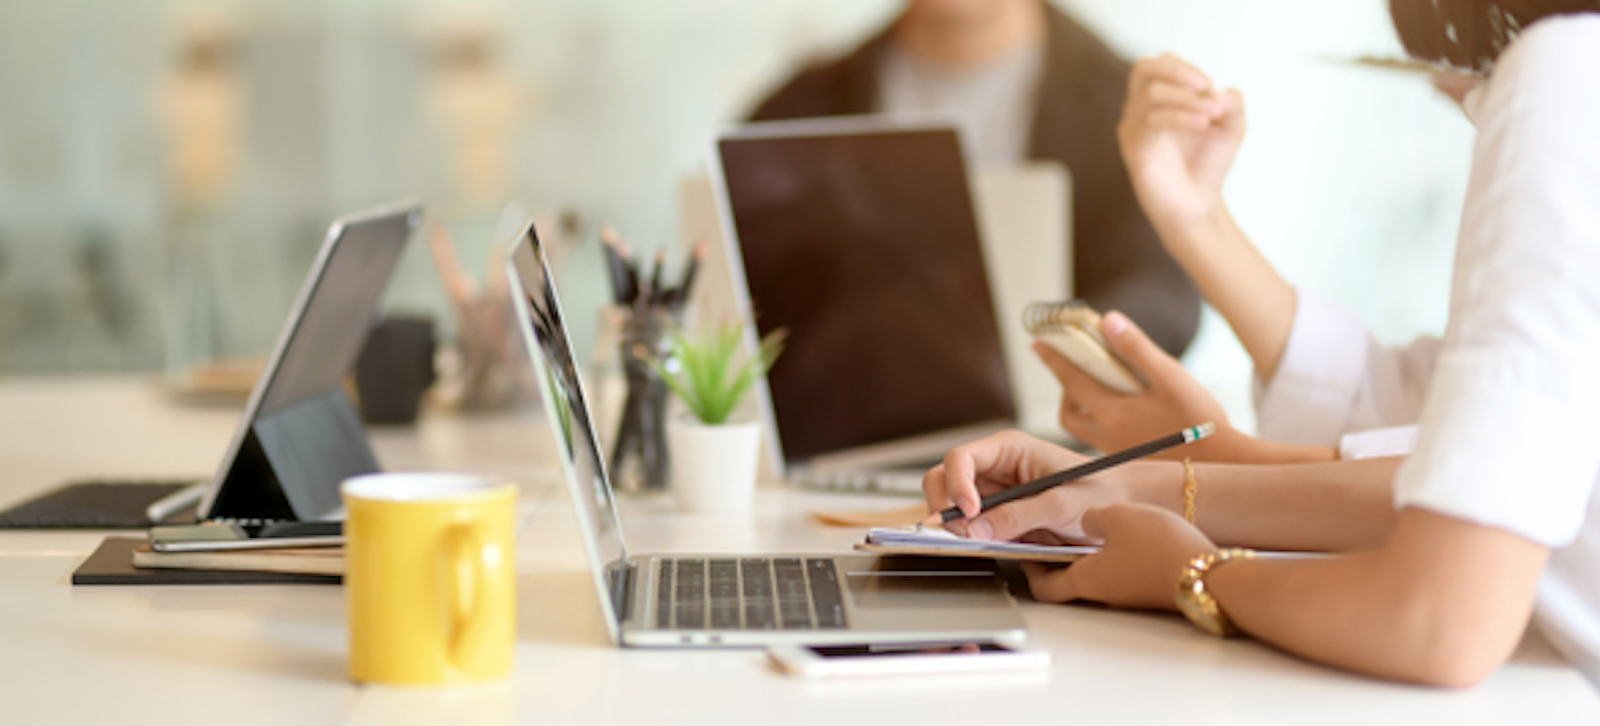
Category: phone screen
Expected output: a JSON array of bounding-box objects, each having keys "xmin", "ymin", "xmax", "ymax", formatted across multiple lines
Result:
[{"xmin": 805, "ymin": 642, "xmax": 1013, "ymax": 659}]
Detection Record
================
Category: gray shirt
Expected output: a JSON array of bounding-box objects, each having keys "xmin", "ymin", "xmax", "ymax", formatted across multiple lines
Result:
[{"xmin": 879, "ymin": 40, "xmax": 1045, "ymax": 167}]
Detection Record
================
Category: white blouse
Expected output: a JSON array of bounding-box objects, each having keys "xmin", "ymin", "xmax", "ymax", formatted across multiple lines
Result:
[{"xmin": 1254, "ymin": 15, "xmax": 1600, "ymax": 681}]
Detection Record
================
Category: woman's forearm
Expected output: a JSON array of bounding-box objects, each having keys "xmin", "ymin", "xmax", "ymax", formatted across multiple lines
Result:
[
  {"xmin": 1156, "ymin": 205, "xmax": 1297, "ymax": 381},
  {"xmin": 1205, "ymin": 508, "xmax": 1548, "ymax": 687},
  {"xmin": 1193, "ymin": 427, "xmax": 1338, "ymax": 465},
  {"xmin": 1133, "ymin": 457, "xmax": 1401, "ymax": 551}
]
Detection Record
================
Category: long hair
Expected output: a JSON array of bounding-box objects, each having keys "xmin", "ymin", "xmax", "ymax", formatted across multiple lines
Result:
[{"xmin": 1390, "ymin": 0, "xmax": 1600, "ymax": 71}]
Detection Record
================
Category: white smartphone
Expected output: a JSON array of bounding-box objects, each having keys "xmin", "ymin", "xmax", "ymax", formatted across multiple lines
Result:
[{"xmin": 767, "ymin": 641, "xmax": 1050, "ymax": 678}]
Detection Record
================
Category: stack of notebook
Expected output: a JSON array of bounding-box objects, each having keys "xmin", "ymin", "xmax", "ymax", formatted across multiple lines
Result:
[{"xmin": 131, "ymin": 544, "xmax": 344, "ymax": 576}]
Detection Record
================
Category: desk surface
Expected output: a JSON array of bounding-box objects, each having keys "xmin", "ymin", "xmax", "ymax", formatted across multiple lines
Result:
[{"xmin": 1, "ymin": 377, "xmax": 1597, "ymax": 725}]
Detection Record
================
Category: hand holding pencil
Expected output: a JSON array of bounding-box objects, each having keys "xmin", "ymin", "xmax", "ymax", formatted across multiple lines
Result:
[{"xmin": 921, "ymin": 424, "xmax": 1213, "ymax": 543}]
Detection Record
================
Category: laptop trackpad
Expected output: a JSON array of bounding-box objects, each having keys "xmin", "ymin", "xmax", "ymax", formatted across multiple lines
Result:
[{"xmin": 844, "ymin": 556, "xmax": 1012, "ymax": 610}]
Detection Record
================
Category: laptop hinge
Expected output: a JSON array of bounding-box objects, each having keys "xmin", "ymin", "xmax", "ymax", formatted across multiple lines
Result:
[{"xmin": 606, "ymin": 558, "xmax": 637, "ymax": 625}]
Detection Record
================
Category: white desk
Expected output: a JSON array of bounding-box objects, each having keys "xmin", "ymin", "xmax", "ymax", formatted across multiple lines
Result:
[{"xmin": 1, "ymin": 378, "xmax": 1597, "ymax": 725}]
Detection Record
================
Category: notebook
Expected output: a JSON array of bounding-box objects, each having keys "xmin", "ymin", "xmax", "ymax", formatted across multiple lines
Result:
[
  {"xmin": 71, "ymin": 537, "xmax": 340, "ymax": 585},
  {"xmin": 131, "ymin": 544, "xmax": 344, "ymax": 577},
  {"xmin": 858, "ymin": 526, "xmax": 1323, "ymax": 563},
  {"xmin": 1024, "ymin": 300, "xmax": 1145, "ymax": 396}
]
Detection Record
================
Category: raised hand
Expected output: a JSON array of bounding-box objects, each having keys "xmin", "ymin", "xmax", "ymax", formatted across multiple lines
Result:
[{"xmin": 1118, "ymin": 54, "xmax": 1246, "ymax": 237}]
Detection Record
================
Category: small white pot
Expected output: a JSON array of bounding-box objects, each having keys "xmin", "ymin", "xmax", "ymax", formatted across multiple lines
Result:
[{"xmin": 668, "ymin": 418, "xmax": 762, "ymax": 515}]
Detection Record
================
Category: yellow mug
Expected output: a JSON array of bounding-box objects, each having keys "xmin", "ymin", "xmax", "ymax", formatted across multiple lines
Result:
[{"xmin": 343, "ymin": 472, "xmax": 517, "ymax": 685}]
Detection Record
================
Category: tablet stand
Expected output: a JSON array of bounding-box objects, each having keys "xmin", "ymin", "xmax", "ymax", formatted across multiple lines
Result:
[{"xmin": 207, "ymin": 387, "xmax": 379, "ymax": 523}]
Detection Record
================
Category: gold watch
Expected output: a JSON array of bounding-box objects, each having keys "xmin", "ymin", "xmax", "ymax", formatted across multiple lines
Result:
[{"xmin": 1175, "ymin": 548, "xmax": 1256, "ymax": 637}]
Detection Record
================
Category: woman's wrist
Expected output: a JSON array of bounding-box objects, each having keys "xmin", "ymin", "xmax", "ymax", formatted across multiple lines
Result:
[
  {"xmin": 1150, "ymin": 198, "xmax": 1233, "ymax": 256},
  {"xmin": 1126, "ymin": 460, "xmax": 1189, "ymax": 516}
]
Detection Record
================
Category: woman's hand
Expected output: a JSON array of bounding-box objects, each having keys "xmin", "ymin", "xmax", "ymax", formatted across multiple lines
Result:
[
  {"xmin": 1118, "ymin": 53, "xmax": 1245, "ymax": 239},
  {"xmin": 922, "ymin": 430, "xmax": 1171, "ymax": 543},
  {"xmin": 1039, "ymin": 310, "xmax": 1237, "ymax": 459},
  {"xmin": 1022, "ymin": 503, "xmax": 1215, "ymax": 611}
]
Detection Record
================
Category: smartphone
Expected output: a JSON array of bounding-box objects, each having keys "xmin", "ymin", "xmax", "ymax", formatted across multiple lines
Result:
[
  {"xmin": 149, "ymin": 521, "xmax": 343, "ymax": 552},
  {"xmin": 767, "ymin": 641, "xmax": 1049, "ymax": 678}
]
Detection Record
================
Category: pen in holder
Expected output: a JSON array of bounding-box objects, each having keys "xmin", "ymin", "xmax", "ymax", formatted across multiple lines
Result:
[
  {"xmin": 597, "ymin": 226, "xmax": 704, "ymax": 493},
  {"xmin": 610, "ymin": 305, "xmax": 675, "ymax": 492}
]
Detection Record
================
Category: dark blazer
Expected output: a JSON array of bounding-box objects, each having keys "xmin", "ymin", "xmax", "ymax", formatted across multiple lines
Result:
[{"xmin": 747, "ymin": 3, "xmax": 1200, "ymax": 356}]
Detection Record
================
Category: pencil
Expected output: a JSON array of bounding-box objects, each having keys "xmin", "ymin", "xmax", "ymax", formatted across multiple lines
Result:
[{"xmin": 930, "ymin": 422, "xmax": 1216, "ymax": 525}]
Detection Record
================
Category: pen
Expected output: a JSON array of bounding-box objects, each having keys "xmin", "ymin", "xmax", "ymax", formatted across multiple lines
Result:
[
  {"xmin": 646, "ymin": 250, "xmax": 666, "ymax": 305},
  {"xmin": 601, "ymin": 225, "xmax": 639, "ymax": 304},
  {"xmin": 144, "ymin": 481, "xmax": 207, "ymax": 524},
  {"xmin": 600, "ymin": 234, "xmax": 630, "ymax": 305},
  {"xmin": 668, "ymin": 240, "xmax": 705, "ymax": 308},
  {"xmin": 928, "ymin": 422, "xmax": 1216, "ymax": 525}
]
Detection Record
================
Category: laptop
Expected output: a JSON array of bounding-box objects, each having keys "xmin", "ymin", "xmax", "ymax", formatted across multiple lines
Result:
[
  {"xmin": 506, "ymin": 222, "xmax": 1027, "ymax": 648},
  {"xmin": 198, "ymin": 200, "xmax": 422, "ymax": 526},
  {"xmin": 710, "ymin": 116, "xmax": 1036, "ymax": 495}
]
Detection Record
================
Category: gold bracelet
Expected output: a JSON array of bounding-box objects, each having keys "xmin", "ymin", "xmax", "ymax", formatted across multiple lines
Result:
[
  {"xmin": 1175, "ymin": 548, "xmax": 1257, "ymax": 637},
  {"xmin": 1182, "ymin": 458, "xmax": 1198, "ymax": 524}
]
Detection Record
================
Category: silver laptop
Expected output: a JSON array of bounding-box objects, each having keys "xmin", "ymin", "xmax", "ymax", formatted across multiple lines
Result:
[
  {"xmin": 709, "ymin": 116, "xmax": 1028, "ymax": 495},
  {"xmin": 506, "ymin": 222, "xmax": 1026, "ymax": 648}
]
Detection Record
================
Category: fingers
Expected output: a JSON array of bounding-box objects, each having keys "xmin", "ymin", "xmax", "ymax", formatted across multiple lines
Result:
[
  {"xmin": 966, "ymin": 492, "xmax": 1067, "ymax": 543},
  {"xmin": 1131, "ymin": 53, "xmax": 1212, "ymax": 94},
  {"xmin": 1125, "ymin": 54, "xmax": 1242, "ymax": 134},
  {"xmin": 1098, "ymin": 311, "xmax": 1177, "ymax": 385},
  {"xmin": 921, "ymin": 464, "xmax": 949, "ymax": 518},
  {"xmin": 1021, "ymin": 561, "xmax": 1080, "ymax": 604},
  {"xmin": 1032, "ymin": 341, "xmax": 1120, "ymax": 410},
  {"xmin": 932, "ymin": 430, "xmax": 1035, "ymax": 521}
]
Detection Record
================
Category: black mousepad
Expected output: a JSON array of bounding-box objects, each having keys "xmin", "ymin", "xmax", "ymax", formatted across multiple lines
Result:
[{"xmin": 0, "ymin": 481, "xmax": 200, "ymax": 529}]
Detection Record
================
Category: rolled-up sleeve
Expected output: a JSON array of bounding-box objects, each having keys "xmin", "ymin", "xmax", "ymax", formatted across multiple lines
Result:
[
  {"xmin": 1393, "ymin": 19, "xmax": 1600, "ymax": 547},
  {"xmin": 1253, "ymin": 291, "xmax": 1370, "ymax": 447},
  {"xmin": 1254, "ymin": 291, "xmax": 1439, "ymax": 448}
]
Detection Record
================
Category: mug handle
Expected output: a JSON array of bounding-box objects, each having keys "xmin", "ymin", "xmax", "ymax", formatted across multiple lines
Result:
[{"xmin": 444, "ymin": 525, "xmax": 498, "ymax": 669}]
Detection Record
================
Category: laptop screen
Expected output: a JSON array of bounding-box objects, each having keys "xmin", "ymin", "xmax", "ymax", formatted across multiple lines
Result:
[
  {"xmin": 507, "ymin": 225, "xmax": 630, "ymax": 605},
  {"xmin": 716, "ymin": 119, "xmax": 1015, "ymax": 464}
]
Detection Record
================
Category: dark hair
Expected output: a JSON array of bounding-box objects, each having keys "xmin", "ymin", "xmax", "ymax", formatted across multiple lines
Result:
[{"xmin": 1390, "ymin": 0, "xmax": 1600, "ymax": 71}]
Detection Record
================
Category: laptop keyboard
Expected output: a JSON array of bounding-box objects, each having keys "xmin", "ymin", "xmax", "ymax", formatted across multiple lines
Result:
[{"xmin": 656, "ymin": 557, "xmax": 847, "ymax": 630}]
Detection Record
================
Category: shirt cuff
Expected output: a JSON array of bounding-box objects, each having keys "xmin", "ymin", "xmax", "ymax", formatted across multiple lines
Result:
[
  {"xmin": 1394, "ymin": 352, "xmax": 1600, "ymax": 548},
  {"xmin": 1254, "ymin": 290, "xmax": 1369, "ymax": 447},
  {"xmin": 1338, "ymin": 425, "xmax": 1418, "ymax": 460}
]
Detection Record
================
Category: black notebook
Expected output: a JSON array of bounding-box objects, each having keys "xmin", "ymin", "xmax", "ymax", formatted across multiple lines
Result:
[{"xmin": 71, "ymin": 537, "xmax": 340, "ymax": 586}]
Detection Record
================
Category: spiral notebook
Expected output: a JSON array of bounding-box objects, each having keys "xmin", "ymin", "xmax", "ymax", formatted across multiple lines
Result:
[{"xmin": 1024, "ymin": 300, "xmax": 1145, "ymax": 395}]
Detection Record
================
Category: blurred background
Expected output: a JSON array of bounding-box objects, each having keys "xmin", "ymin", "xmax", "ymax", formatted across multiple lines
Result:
[{"xmin": 0, "ymin": 0, "xmax": 1471, "ymax": 434}]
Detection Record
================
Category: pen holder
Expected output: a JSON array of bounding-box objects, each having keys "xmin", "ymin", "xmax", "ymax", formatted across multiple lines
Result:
[{"xmin": 609, "ymin": 305, "xmax": 675, "ymax": 493}]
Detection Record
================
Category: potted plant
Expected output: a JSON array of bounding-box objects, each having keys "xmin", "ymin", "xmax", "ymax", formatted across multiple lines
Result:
[{"xmin": 651, "ymin": 322, "xmax": 784, "ymax": 514}]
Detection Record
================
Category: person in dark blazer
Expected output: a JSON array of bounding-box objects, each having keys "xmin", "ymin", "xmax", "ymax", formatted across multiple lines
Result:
[{"xmin": 748, "ymin": 0, "xmax": 1200, "ymax": 356}]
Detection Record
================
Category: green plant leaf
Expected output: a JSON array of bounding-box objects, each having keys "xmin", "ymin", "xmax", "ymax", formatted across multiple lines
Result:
[{"xmin": 646, "ymin": 321, "xmax": 786, "ymax": 425}]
